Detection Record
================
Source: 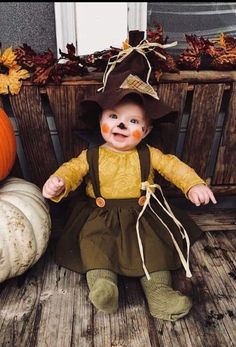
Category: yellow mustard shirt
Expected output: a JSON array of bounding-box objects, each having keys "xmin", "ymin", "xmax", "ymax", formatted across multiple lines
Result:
[{"xmin": 51, "ymin": 145, "xmax": 205, "ymax": 202}]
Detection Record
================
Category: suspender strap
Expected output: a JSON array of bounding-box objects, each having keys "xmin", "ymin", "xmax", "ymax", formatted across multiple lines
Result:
[
  {"xmin": 137, "ymin": 143, "xmax": 150, "ymax": 196},
  {"xmin": 86, "ymin": 146, "xmax": 101, "ymax": 198},
  {"xmin": 87, "ymin": 144, "xmax": 151, "ymax": 198}
]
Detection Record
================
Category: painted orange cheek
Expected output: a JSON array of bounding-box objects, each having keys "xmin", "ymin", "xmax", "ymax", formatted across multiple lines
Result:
[
  {"xmin": 101, "ymin": 123, "xmax": 110, "ymax": 134},
  {"xmin": 132, "ymin": 130, "xmax": 142, "ymax": 140}
]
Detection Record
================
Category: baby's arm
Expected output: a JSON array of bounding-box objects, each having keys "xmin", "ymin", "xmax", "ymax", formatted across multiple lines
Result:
[
  {"xmin": 42, "ymin": 176, "xmax": 65, "ymax": 199},
  {"xmin": 187, "ymin": 184, "xmax": 217, "ymax": 206},
  {"xmin": 42, "ymin": 149, "xmax": 89, "ymax": 202},
  {"xmin": 149, "ymin": 146, "xmax": 217, "ymax": 206}
]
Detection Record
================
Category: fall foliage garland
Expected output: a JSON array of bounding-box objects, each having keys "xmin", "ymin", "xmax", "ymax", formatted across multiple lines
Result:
[{"xmin": 0, "ymin": 25, "xmax": 236, "ymax": 95}]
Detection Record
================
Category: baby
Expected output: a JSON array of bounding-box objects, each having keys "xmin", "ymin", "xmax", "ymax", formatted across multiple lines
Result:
[{"xmin": 42, "ymin": 93, "xmax": 216, "ymax": 321}]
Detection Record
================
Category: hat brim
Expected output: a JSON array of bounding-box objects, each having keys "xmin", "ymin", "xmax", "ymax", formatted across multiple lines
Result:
[{"xmin": 79, "ymin": 88, "xmax": 175, "ymax": 128}]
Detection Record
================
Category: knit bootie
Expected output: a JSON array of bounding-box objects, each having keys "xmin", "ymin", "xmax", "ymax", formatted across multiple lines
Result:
[
  {"xmin": 86, "ymin": 269, "xmax": 118, "ymax": 313},
  {"xmin": 140, "ymin": 271, "xmax": 192, "ymax": 321}
]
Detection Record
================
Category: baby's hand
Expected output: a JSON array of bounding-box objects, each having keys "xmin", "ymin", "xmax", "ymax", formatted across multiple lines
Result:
[
  {"xmin": 187, "ymin": 184, "xmax": 217, "ymax": 207},
  {"xmin": 42, "ymin": 176, "xmax": 65, "ymax": 198}
]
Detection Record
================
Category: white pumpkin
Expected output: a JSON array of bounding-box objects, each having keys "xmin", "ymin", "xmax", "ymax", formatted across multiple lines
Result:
[{"xmin": 0, "ymin": 177, "xmax": 51, "ymax": 283}]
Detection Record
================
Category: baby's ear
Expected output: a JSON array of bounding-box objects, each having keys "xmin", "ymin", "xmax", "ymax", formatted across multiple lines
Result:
[{"xmin": 143, "ymin": 125, "xmax": 153, "ymax": 138}]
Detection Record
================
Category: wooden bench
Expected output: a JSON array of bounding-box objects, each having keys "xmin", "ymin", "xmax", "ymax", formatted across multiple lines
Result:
[{"xmin": 0, "ymin": 70, "xmax": 235, "ymax": 194}]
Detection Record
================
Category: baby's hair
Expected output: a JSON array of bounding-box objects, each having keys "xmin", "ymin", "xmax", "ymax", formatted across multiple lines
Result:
[
  {"xmin": 99, "ymin": 92, "xmax": 146, "ymax": 117},
  {"xmin": 118, "ymin": 93, "xmax": 145, "ymax": 109}
]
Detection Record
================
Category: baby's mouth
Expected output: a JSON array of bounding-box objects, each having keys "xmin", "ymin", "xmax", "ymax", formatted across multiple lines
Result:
[
  {"xmin": 112, "ymin": 132, "xmax": 128, "ymax": 138},
  {"xmin": 112, "ymin": 132, "xmax": 128, "ymax": 141}
]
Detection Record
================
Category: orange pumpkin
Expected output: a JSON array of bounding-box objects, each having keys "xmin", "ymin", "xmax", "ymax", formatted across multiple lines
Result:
[{"xmin": 0, "ymin": 108, "xmax": 17, "ymax": 180}]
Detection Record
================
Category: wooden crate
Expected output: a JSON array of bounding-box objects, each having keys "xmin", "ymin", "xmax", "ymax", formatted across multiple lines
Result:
[{"xmin": 1, "ymin": 71, "xmax": 236, "ymax": 195}]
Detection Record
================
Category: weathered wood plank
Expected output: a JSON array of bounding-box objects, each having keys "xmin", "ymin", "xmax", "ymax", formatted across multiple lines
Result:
[
  {"xmin": 182, "ymin": 84, "xmax": 225, "ymax": 179},
  {"xmin": 164, "ymin": 185, "xmax": 236, "ymax": 197},
  {"xmin": 190, "ymin": 234, "xmax": 236, "ymax": 346},
  {"xmin": 169, "ymin": 228, "xmax": 236, "ymax": 347},
  {"xmin": 0, "ymin": 257, "xmax": 46, "ymax": 347},
  {"xmin": 154, "ymin": 82, "xmax": 188, "ymax": 154},
  {"xmin": 46, "ymin": 84, "xmax": 101, "ymax": 161},
  {"xmin": 204, "ymin": 232, "xmax": 236, "ymax": 294},
  {"xmin": 174, "ymin": 260, "xmax": 234, "ymax": 347},
  {"xmin": 152, "ymin": 83, "xmax": 188, "ymax": 188},
  {"xmin": 70, "ymin": 275, "xmax": 94, "ymax": 347},
  {"xmin": 206, "ymin": 186, "xmax": 236, "ymax": 195},
  {"xmin": 21, "ymin": 71, "xmax": 236, "ymax": 85},
  {"xmin": 33, "ymin": 257, "xmax": 75, "ymax": 347},
  {"xmin": 108, "ymin": 277, "xmax": 153, "ymax": 347},
  {"xmin": 212, "ymin": 82, "xmax": 236, "ymax": 185},
  {"xmin": 189, "ymin": 208, "xmax": 236, "ymax": 231},
  {"xmin": 92, "ymin": 311, "xmax": 112, "ymax": 347},
  {"xmin": 158, "ymin": 71, "xmax": 236, "ymax": 83},
  {"xmin": 9, "ymin": 86, "xmax": 58, "ymax": 188}
]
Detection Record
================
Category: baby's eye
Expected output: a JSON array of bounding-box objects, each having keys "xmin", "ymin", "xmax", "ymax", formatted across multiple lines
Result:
[
  {"xmin": 109, "ymin": 113, "xmax": 118, "ymax": 119},
  {"xmin": 130, "ymin": 119, "xmax": 139, "ymax": 124}
]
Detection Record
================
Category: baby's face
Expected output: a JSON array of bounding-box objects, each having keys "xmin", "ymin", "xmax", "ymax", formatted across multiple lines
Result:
[{"xmin": 100, "ymin": 101, "xmax": 150, "ymax": 152}]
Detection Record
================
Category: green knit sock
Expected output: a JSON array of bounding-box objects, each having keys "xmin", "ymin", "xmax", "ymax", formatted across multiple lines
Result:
[
  {"xmin": 86, "ymin": 269, "xmax": 118, "ymax": 314},
  {"xmin": 140, "ymin": 271, "xmax": 192, "ymax": 321}
]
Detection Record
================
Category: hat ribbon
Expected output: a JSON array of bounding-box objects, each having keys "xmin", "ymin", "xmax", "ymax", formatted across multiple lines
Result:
[
  {"xmin": 136, "ymin": 181, "xmax": 191, "ymax": 280},
  {"xmin": 99, "ymin": 39, "xmax": 178, "ymax": 92}
]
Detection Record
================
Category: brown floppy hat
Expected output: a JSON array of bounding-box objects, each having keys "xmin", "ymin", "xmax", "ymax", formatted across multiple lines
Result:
[{"xmin": 77, "ymin": 30, "xmax": 177, "ymax": 132}]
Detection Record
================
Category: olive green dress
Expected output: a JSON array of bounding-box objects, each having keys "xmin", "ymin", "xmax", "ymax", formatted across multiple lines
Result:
[{"xmin": 55, "ymin": 144, "xmax": 203, "ymax": 277}]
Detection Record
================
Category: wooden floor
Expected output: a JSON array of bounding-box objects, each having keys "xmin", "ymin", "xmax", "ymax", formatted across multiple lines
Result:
[{"xmin": 0, "ymin": 207, "xmax": 236, "ymax": 347}]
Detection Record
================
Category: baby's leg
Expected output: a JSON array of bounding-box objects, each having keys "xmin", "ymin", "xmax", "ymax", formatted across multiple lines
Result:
[
  {"xmin": 86, "ymin": 269, "xmax": 118, "ymax": 313},
  {"xmin": 140, "ymin": 271, "xmax": 192, "ymax": 321}
]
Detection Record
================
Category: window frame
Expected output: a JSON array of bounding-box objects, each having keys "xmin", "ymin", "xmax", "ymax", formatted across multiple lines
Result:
[
  {"xmin": 54, "ymin": 2, "xmax": 147, "ymax": 56},
  {"xmin": 54, "ymin": 2, "xmax": 77, "ymax": 56}
]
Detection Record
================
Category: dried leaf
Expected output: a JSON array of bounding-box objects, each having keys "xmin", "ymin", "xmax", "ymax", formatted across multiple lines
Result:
[
  {"xmin": 83, "ymin": 47, "xmax": 121, "ymax": 72},
  {"xmin": 14, "ymin": 44, "xmax": 37, "ymax": 70},
  {"xmin": 33, "ymin": 49, "xmax": 56, "ymax": 67},
  {"xmin": 147, "ymin": 23, "xmax": 168, "ymax": 45},
  {"xmin": 146, "ymin": 24, "xmax": 178, "ymax": 78},
  {"xmin": 32, "ymin": 66, "xmax": 54, "ymax": 85},
  {"xmin": 177, "ymin": 35, "xmax": 216, "ymax": 70}
]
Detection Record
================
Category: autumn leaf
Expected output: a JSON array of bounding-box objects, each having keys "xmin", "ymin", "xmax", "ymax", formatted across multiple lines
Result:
[{"xmin": 0, "ymin": 46, "xmax": 30, "ymax": 95}]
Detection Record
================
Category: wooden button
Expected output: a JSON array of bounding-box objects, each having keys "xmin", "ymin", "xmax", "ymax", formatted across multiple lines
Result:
[
  {"xmin": 138, "ymin": 196, "xmax": 146, "ymax": 206},
  {"xmin": 96, "ymin": 197, "xmax": 106, "ymax": 207}
]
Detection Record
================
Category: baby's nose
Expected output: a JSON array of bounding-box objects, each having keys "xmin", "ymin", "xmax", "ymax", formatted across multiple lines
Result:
[{"xmin": 117, "ymin": 122, "xmax": 127, "ymax": 130}]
